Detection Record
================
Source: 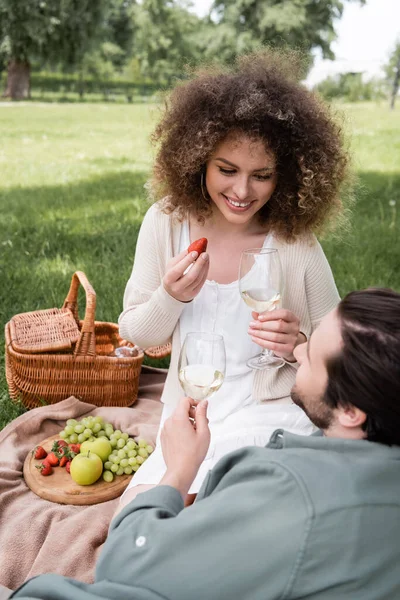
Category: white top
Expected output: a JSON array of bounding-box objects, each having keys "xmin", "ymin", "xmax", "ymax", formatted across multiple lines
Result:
[
  {"xmin": 119, "ymin": 202, "xmax": 341, "ymax": 406},
  {"xmin": 179, "ymin": 221, "xmax": 272, "ymax": 423},
  {"xmin": 123, "ymin": 222, "xmax": 316, "ymax": 496}
]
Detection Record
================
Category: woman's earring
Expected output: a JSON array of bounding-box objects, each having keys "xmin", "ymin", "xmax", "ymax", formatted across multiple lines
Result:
[{"xmin": 201, "ymin": 171, "xmax": 210, "ymax": 202}]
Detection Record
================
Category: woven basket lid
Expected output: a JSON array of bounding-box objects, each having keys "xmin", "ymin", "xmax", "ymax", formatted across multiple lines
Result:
[{"xmin": 9, "ymin": 307, "xmax": 80, "ymax": 354}]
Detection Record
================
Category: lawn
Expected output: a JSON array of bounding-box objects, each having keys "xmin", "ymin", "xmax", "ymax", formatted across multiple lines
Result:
[{"xmin": 1, "ymin": 100, "xmax": 399, "ymax": 429}]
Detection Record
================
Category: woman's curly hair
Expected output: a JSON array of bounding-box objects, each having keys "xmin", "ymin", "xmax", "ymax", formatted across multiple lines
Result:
[{"xmin": 151, "ymin": 49, "xmax": 352, "ymax": 241}]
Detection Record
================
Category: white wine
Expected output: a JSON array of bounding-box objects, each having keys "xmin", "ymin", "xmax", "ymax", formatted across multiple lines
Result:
[
  {"xmin": 241, "ymin": 288, "xmax": 281, "ymax": 313},
  {"xmin": 178, "ymin": 364, "xmax": 224, "ymax": 401}
]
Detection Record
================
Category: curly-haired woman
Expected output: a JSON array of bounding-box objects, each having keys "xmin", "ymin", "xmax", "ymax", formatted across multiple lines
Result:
[{"xmin": 117, "ymin": 49, "xmax": 351, "ymax": 507}]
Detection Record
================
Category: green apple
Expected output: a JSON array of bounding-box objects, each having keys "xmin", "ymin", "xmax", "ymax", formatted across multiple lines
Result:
[
  {"xmin": 80, "ymin": 437, "xmax": 112, "ymax": 463},
  {"xmin": 70, "ymin": 452, "xmax": 103, "ymax": 485}
]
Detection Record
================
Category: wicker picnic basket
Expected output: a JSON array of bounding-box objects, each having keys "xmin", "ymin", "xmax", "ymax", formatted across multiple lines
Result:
[{"xmin": 5, "ymin": 271, "xmax": 149, "ymax": 409}]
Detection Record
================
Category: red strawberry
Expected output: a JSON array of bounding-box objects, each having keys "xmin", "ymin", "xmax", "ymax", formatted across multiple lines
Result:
[
  {"xmin": 187, "ymin": 238, "xmax": 208, "ymax": 255},
  {"xmin": 32, "ymin": 446, "xmax": 47, "ymax": 460},
  {"xmin": 65, "ymin": 461, "xmax": 71, "ymax": 474},
  {"xmin": 52, "ymin": 439, "xmax": 68, "ymax": 453},
  {"xmin": 58, "ymin": 445, "xmax": 70, "ymax": 457},
  {"xmin": 68, "ymin": 444, "xmax": 80, "ymax": 454},
  {"xmin": 46, "ymin": 452, "xmax": 59, "ymax": 467},
  {"xmin": 59, "ymin": 455, "xmax": 69, "ymax": 467},
  {"xmin": 36, "ymin": 462, "xmax": 53, "ymax": 476}
]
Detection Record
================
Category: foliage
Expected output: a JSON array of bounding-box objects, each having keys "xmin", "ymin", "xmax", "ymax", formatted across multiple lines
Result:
[
  {"xmin": 206, "ymin": 0, "xmax": 366, "ymax": 66},
  {"xmin": 82, "ymin": 43, "xmax": 125, "ymax": 85},
  {"xmin": 384, "ymin": 39, "xmax": 400, "ymax": 83},
  {"xmin": 80, "ymin": 0, "xmax": 137, "ymax": 82},
  {"xmin": 384, "ymin": 39, "xmax": 400, "ymax": 108},
  {"xmin": 316, "ymin": 73, "xmax": 387, "ymax": 102},
  {"xmin": 1, "ymin": 101, "xmax": 400, "ymax": 429},
  {"xmin": 0, "ymin": 69, "xmax": 159, "ymax": 99},
  {"xmin": 105, "ymin": 0, "xmax": 137, "ymax": 67},
  {"xmin": 130, "ymin": 0, "xmax": 205, "ymax": 85},
  {"xmin": 0, "ymin": 0, "xmax": 107, "ymax": 67}
]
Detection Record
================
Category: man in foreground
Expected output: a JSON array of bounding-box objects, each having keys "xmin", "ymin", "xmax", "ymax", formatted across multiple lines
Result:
[{"xmin": 8, "ymin": 288, "xmax": 400, "ymax": 599}]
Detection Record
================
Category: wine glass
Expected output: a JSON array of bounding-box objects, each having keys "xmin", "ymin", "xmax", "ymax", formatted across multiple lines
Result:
[
  {"xmin": 239, "ymin": 248, "xmax": 285, "ymax": 370},
  {"xmin": 178, "ymin": 332, "xmax": 226, "ymax": 401}
]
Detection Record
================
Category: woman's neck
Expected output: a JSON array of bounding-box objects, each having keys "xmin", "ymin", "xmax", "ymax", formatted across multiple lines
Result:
[{"xmin": 204, "ymin": 207, "xmax": 267, "ymax": 238}]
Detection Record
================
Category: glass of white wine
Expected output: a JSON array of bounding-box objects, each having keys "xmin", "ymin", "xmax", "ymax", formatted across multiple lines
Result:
[
  {"xmin": 239, "ymin": 247, "xmax": 285, "ymax": 370},
  {"xmin": 178, "ymin": 332, "xmax": 226, "ymax": 402}
]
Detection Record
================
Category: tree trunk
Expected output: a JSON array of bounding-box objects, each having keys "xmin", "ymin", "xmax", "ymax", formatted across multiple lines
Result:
[
  {"xmin": 390, "ymin": 55, "xmax": 400, "ymax": 110},
  {"xmin": 3, "ymin": 59, "xmax": 30, "ymax": 100},
  {"xmin": 78, "ymin": 68, "xmax": 85, "ymax": 100}
]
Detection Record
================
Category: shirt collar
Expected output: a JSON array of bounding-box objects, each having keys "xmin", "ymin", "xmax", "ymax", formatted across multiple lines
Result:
[{"xmin": 267, "ymin": 428, "xmax": 400, "ymax": 459}]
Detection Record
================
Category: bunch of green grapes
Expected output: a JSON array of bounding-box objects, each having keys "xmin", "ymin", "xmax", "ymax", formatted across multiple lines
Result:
[
  {"xmin": 59, "ymin": 416, "xmax": 154, "ymax": 483},
  {"xmin": 59, "ymin": 415, "xmax": 107, "ymax": 444},
  {"xmin": 103, "ymin": 436, "xmax": 154, "ymax": 482}
]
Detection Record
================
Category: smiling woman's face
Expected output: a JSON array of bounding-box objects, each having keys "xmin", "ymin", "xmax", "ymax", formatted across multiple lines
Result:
[{"xmin": 205, "ymin": 133, "xmax": 278, "ymax": 226}]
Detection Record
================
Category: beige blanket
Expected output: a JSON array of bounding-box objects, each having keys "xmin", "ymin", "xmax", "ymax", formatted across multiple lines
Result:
[{"xmin": 0, "ymin": 366, "xmax": 165, "ymax": 591}]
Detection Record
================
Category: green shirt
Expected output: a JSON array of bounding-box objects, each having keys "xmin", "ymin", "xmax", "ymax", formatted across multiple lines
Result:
[{"xmin": 12, "ymin": 430, "xmax": 400, "ymax": 599}]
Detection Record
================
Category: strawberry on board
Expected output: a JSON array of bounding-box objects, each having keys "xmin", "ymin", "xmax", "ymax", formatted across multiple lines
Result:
[
  {"xmin": 68, "ymin": 443, "xmax": 80, "ymax": 454},
  {"xmin": 36, "ymin": 462, "xmax": 53, "ymax": 476},
  {"xmin": 46, "ymin": 452, "xmax": 60, "ymax": 467},
  {"xmin": 32, "ymin": 446, "xmax": 47, "ymax": 460},
  {"xmin": 57, "ymin": 445, "xmax": 71, "ymax": 458},
  {"xmin": 51, "ymin": 439, "xmax": 68, "ymax": 453},
  {"xmin": 187, "ymin": 238, "xmax": 208, "ymax": 255},
  {"xmin": 59, "ymin": 455, "xmax": 69, "ymax": 468},
  {"xmin": 65, "ymin": 461, "xmax": 71, "ymax": 474}
]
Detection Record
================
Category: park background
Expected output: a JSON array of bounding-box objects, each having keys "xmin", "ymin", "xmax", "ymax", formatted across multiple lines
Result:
[{"xmin": 1, "ymin": 0, "xmax": 399, "ymax": 428}]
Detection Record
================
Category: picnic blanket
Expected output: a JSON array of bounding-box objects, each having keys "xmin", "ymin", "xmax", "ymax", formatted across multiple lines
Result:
[{"xmin": 0, "ymin": 366, "xmax": 166, "ymax": 591}]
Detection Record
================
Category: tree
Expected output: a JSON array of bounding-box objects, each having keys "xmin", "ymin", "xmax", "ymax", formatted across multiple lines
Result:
[
  {"xmin": 130, "ymin": 0, "xmax": 204, "ymax": 86},
  {"xmin": 385, "ymin": 40, "xmax": 400, "ymax": 110},
  {"xmin": 103, "ymin": 0, "xmax": 137, "ymax": 69},
  {"xmin": 206, "ymin": 0, "xmax": 366, "ymax": 66},
  {"xmin": 0, "ymin": 0, "xmax": 107, "ymax": 99},
  {"xmin": 316, "ymin": 72, "xmax": 386, "ymax": 102},
  {"xmin": 76, "ymin": 0, "xmax": 137, "ymax": 99}
]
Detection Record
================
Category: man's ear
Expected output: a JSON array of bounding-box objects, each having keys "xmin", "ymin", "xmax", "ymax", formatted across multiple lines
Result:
[{"xmin": 337, "ymin": 405, "xmax": 367, "ymax": 429}]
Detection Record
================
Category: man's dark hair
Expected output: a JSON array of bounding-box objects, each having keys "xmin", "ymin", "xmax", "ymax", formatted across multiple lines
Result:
[{"xmin": 324, "ymin": 288, "xmax": 400, "ymax": 446}]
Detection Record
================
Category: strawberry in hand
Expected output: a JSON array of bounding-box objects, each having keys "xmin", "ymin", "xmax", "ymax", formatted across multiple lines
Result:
[
  {"xmin": 187, "ymin": 238, "xmax": 208, "ymax": 255},
  {"xmin": 164, "ymin": 239, "xmax": 209, "ymax": 303}
]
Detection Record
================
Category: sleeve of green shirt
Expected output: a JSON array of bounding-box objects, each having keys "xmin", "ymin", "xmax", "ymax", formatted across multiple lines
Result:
[
  {"xmin": 98, "ymin": 448, "xmax": 312, "ymax": 600},
  {"xmin": 11, "ymin": 448, "xmax": 312, "ymax": 600}
]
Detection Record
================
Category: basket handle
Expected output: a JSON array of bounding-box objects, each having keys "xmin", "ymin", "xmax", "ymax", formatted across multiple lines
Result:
[{"xmin": 62, "ymin": 271, "xmax": 96, "ymax": 357}]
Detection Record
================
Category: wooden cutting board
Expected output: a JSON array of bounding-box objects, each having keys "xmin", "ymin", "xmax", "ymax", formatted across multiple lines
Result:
[{"xmin": 23, "ymin": 434, "xmax": 132, "ymax": 505}]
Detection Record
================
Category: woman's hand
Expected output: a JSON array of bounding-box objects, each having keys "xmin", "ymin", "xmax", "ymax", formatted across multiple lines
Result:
[
  {"xmin": 163, "ymin": 250, "xmax": 209, "ymax": 303},
  {"xmin": 248, "ymin": 309, "xmax": 305, "ymax": 362},
  {"xmin": 160, "ymin": 397, "xmax": 210, "ymax": 498}
]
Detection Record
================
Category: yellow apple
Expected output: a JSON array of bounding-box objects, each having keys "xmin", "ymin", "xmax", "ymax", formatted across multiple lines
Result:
[
  {"xmin": 80, "ymin": 437, "xmax": 112, "ymax": 462},
  {"xmin": 70, "ymin": 452, "xmax": 103, "ymax": 485}
]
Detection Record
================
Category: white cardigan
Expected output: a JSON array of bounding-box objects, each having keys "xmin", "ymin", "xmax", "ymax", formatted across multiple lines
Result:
[{"xmin": 119, "ymin": 203, "xmax": 340, "ymax": 406}]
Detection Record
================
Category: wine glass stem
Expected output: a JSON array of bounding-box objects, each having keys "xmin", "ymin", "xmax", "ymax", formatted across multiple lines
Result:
[{"xmin": 261, "ymin": 349, "xmax": 274, "ymax": 358}]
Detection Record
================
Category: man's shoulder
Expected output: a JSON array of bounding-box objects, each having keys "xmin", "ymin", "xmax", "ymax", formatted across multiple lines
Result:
[
  {"xmin": 214, "ymin": 433, "xmax": 400, "ymax": 504},
  {"xmin": 265, "ymin": 433, "xmax": 400, "ymax": 512}
]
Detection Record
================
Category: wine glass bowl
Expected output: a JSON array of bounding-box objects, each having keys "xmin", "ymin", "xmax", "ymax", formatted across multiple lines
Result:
[
  {"xmin": 239, "ymin": 248, "xmax": 285, "ymax": 370},
  {"xmin": 178, "ymin": 332, "xmax": 226, "ymax": 401}
]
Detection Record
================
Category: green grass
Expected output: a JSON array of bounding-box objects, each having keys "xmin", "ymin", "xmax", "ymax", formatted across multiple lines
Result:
[{"xmin": 1, "ymin": 101, "xmax": 399, "ymax": 429}]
